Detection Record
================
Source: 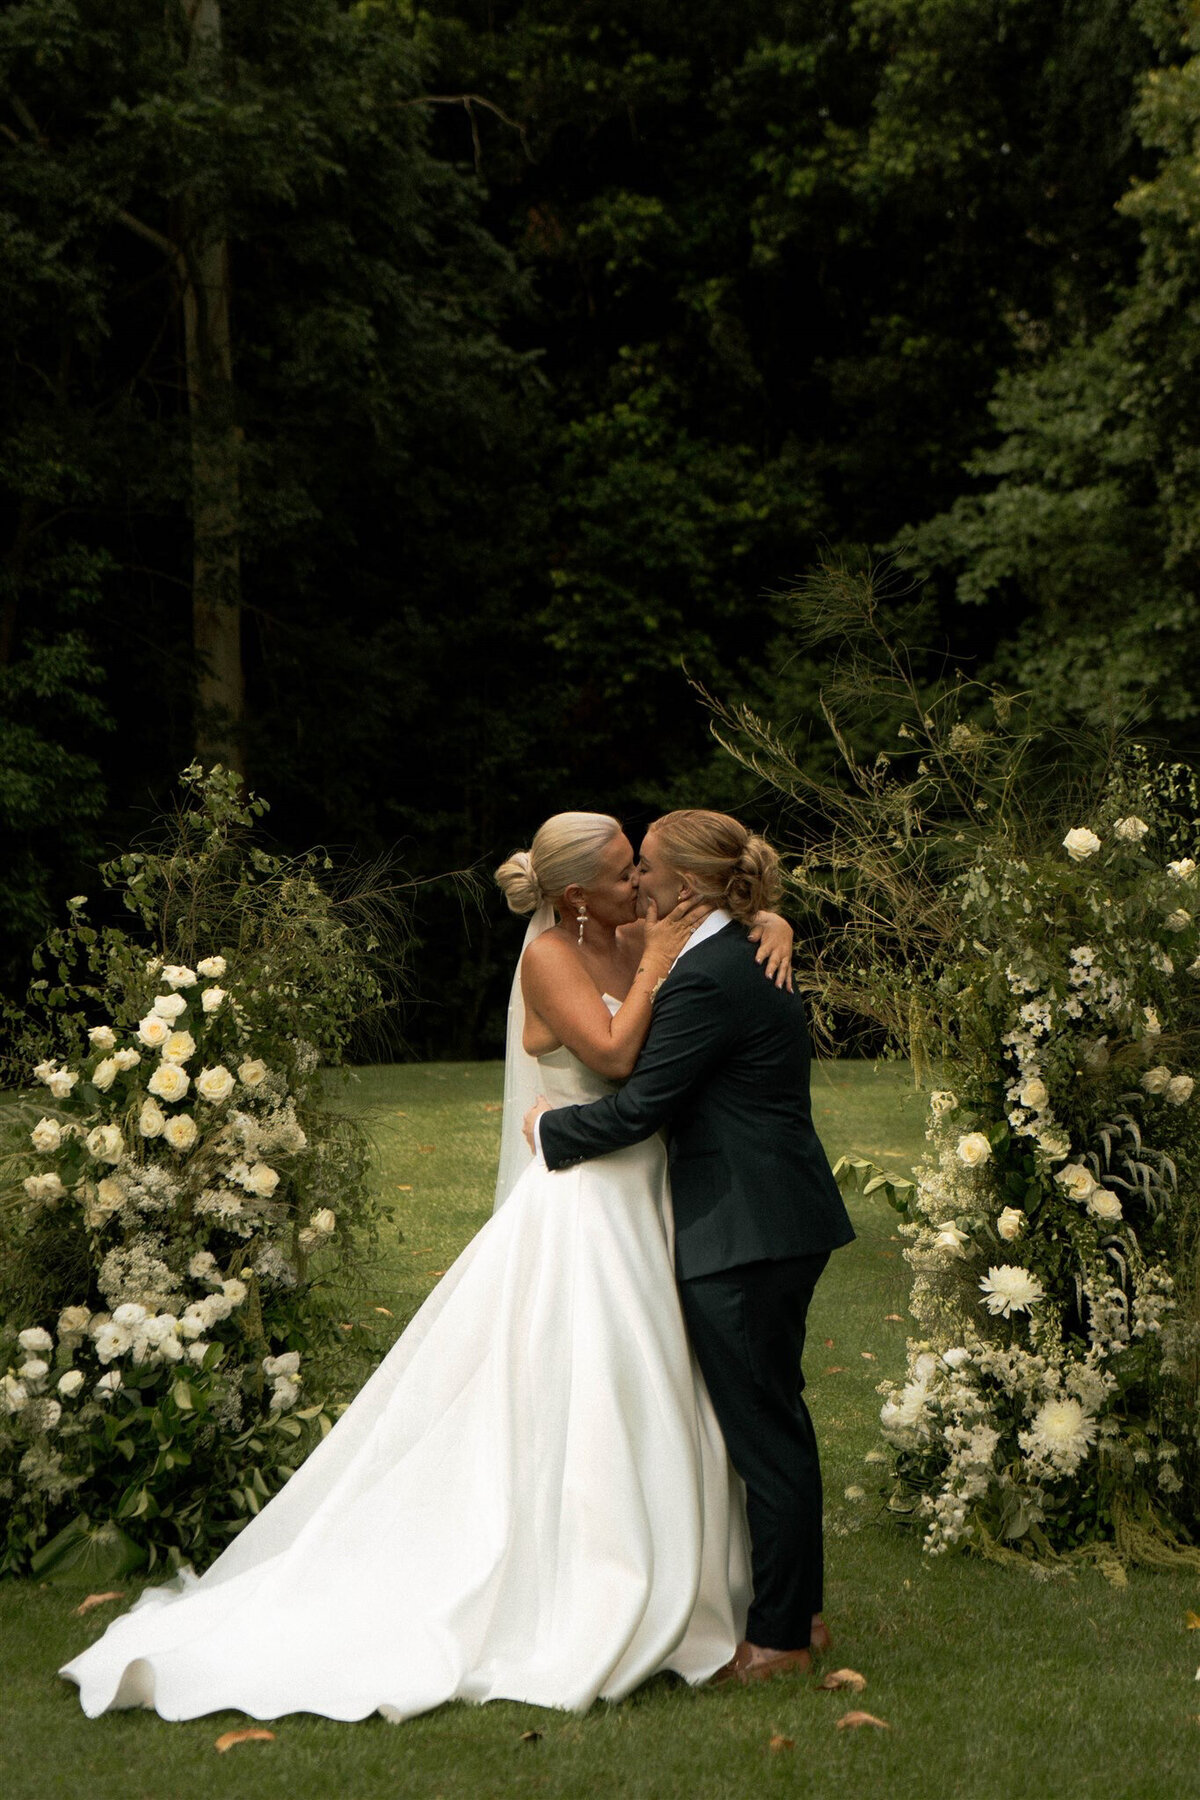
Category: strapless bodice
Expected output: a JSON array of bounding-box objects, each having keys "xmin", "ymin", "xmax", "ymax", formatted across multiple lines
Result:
[{"xmin": 535, "ymin": 994, "xmax": 622, "ymax": 1107}]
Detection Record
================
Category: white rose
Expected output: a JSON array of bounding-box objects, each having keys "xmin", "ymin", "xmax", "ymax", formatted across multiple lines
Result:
[
  {"xmin": 158, "ymin": 1334, "xmax": 184, "ymax": 1363},
  {"xmin": 139, "ymin": 1098, "xmax": 166, "ymax": 1138},
  {"xmin": 33, "ymin": 1059, "xmax": 57, "ymax": 1083},
  {"xmin": 147, "ymin": 1062, "xmax": 190, "ymax": 1104},
  {"xmin": 1018, "ymin": 1078, "xmax": 1048, "ymax": 1111},
  {"xmin": 242, "ymin": 1161, "xmax": 279, "ymax": 1198},
  {"xmin": 1165, "ymin": 910, "xmax": 1192, "ymax": 933},
  {"xmin": 997, "ymin": 1206, "xmax": 1024, "ymax": 1241},
  {"xmin": 141, "ymin": 1313, "xmax": 179, "ymax": 1346},
  {"xmin": 1141, "ymin": 1065, "xmax": 1172, "ymax": 1095},
  {"xmin": 57, "ymin": 1369, "xmax": 86, "ymax": 1399},
  {"xmin": 94, "ymin": 1175, "xmax": 126, "ymax": 1213},
  {"xmin": 88, "ymin": 1025, "xmax": 117, "ymax": 1051},
  {"xmin": 270, "ymin": 1375, "xmax": 300, "ymax": 1411},
  {"xmin": 91, "ymin": 1056, "xmax": 120, "ymax": 1091},
  {"xmin": 309, "ymin": 1208, "xmax": 336, "ymax": 1236},
  {"xmin": 221, "ymin": 1278, "xmax": 248, "ymax": 1307},
  {"xmin": 95, "ymin": 1370, "xmax": 122, "ymax": 1399},
  {"xmin": 1, "ymin": 1374, "xmax": 28, "ymax": 1413},
  {"xmin": 262, "ymin": 1351, "xmax": 301, "ymax": 1378},
  {"xmin": 23, "ymin": 1172, "xmax": 65, "ymax": 1202},
  {"xmin": 238, "ymin": 1059, "xmax": 268, "ymax": 1088},
  {"xmin": 137, "ymin": 1014, "xmax": 171, "ymax": 1049},
  {"xmin": 956, "ymin": 1131, "xmax": 992, "ymax": 1168},
  {"xmin": 196, "ymin": 1065, "xmax": 236, "ymax": 1105},
  {"xmin": 112, "ymin": 1302, "xmax": 148, "ymax": 1328},
  {"xmin": 934, "ymin": 1224, "xmax": 969, "ymax": 1256},
  {"xmin": 162, "ymin": 965, "xmax": 197, "ymax": 989},
  {"xmin": 201, "ymin": 986, "xmax": 226, "ymax": 1014},
  {"xmin": 18, "ymin": 1358, "xmax": 50, "ymax": 1384},
  {"xmin": 1168, "ymin": 859, "xmax": 1197, "ymax": 881},
  {"xmin": 1167, "ymin": 1075, "xmax": 1195, "ymax": 1105},
  {"xmin": 113, "ymin": 1048, "xmax": 141, "ymax": 1071},
  {"xmin": 187, "ymin": 1340, "xmax": 211, "ymax": 1365},
  {"xmin": 929, "ymin": 1090, "xmax": 958, "ymax": 1116},
  {"xmin": 942, "ymin": 1346, "xmax": 971, "ymax": 1369},
  {"xmin": 30, "ymin": 1117, "xmax": 62, "ymax": 1153},
  {"xmin": 152, "ymin": 992, "xmax": 188, "ymax": 1020},
  {"xmin": 1114, "ymin": 816, "xmax": 1149, "ymax": 842},
  {"xmin": 57, "ymin": 1306, "xmax": 91, "ymax": 1344},
  {"xmin": 18, "ymin": 1326, "xmax": 53, "ymax": 1354},
  {"xmin": 46, "ymin": 1069, "xmax": 78, "ymax": 1099},
  {"xmin": 93, "ymin": 1323, "xmax": 132, "ymax": 1364},
  {"xmin": 1144, "ymin": 1007, "xmax": 1162, "ymax": 1036},
  {"xmin": 196, "ymin": 956, "xmax": 227, "ymax": 978},
  {"xmin": 163, "ymin": 1113, "xmax": 199, "ymax": 1152},
  {"xmin": 85, "ymin": 1124, "xmax": 124, "ymax": 1164},
  {"xmin": 202, "ymin": 1293, "xmax": 233, "ymax": 1324},
  {"xmin": 161, "ymin": 1029, "xmax": 197, "ymax": 1065},
  {"xmin": 1088, "ymin": 1188, "xmax": 1123, "ymax": 1223},
  {"xmin": 188, "ymin": 1250, "xmax": 218, "ymax": 1283},
  {"xmin": 177, "ymin": 1313, "xmax": 206, "ymax": 1340},
  {"xmin": 1056, "ymin": 1163, "xmax": 1096, "ymax": 1202},
  {"xmin": 298, "ymin": 1227, "xmax": 319, "ymax": 1253},
  {"xmin": 1062, "ymin": 827, "xmax": 1102, "ymax": 862}
]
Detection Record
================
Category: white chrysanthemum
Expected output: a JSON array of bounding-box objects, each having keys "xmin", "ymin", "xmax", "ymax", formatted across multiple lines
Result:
[
  {"xmin": 221, "ymin": 1277, "xmax": 248, "ymax": 1307},
  {"xmin": 47, "ymin": 1068, "xmax": 77, "ymax": 1099},
  {"xmin": 1113, "ymin": 816, "xmax": 1149, "ymax": 842},
  {"xmin": 1088, "ymin": 1188, "xmax": 1123, "ymax": 1223},
  {"xmin": 955, "ymin": 1131, "xmax": 992, "ymax": 1168},
  {"xmin": 1020, "ymin": 1397, "xmax": 1097, "ymax": 1472},
  {"xmin": 1062, "ymin": 827, "xmax": 1101, "ymax": 862},
  {"xmin": 57, "ymin": 1369, "xmax": 85, "ymax": 1399},
  {"xmin": 1141, "ymin": 1065, "xmax": 1172, "ymax": 1095},
  {"xmin": 163, "ymin": 1113, "xmax": 199, "ymax": 1153},
  {"xmin": 941, "ymin": 1346, "xmax": 971, "ymax": 1370},
  {"xmin": 139, "ymin": 1098, "xmax": 167, "ymax": 1138},
  {"xmin": 979, "ymin": 1265, "xmax": 1045, "ymax": 1318},
  {"xmin": 196, "ymin": 955, "xmax": 227, "ymax": 978},
  {"xmin": 196, "ymin": 1064, "xmax": 235, "ymax": 1104},
  {"xmin": 997, "ymin": 1206, "xmax": 1024, "ymax": 1241},
  {"xmin": 1055, "ymin": 1163, "xmax": 1096, "ymax": 1202},
  {"xmin": 30, "ymin": 1117, "xmax": 62, "ymax": 1153},
  {"xmin": 161, "ymin": 1030, "xmax": 196, "ymax": 1065},
  {"xmin": 88, "ymin": 1025, "xmax": 117, "ymax": 1050},
  {"xmin": 93, "ymin": 1322, "xmax": 133, "ymax": 1364},
  {"xmin": 147, "ymin": 1062, "xmax": 189, "ymax": 1104},
  {"xmin": 138, "ymin": 1013, "xmax": 171, "ymax": 1048},
  {"xmin": 1167, "ymin": 1075, "xmax": 1194, "ymax": 1105},
  {"xmin": 18, "ymin": 1326, "xmax": 53, "ymax": 1355},
  {"xmin": 85, "ymin": 1124, "xmax": 124, "ymax": 1164},
  {"xmin": 201, "ymin": 985, "xmax": 226, "ymax": 1014},
  {"xmin": 162, "ymin": 965, "xmax": 197, "ymax": 990}
]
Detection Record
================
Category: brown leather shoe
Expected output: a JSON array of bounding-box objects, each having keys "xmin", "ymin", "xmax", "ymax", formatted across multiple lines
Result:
[{"xmin": 711, "ymin": 1640, "xmax": 813, "ymax": 1686}]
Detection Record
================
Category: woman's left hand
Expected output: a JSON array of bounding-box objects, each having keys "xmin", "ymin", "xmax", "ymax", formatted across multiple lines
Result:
[{"xmin": 749, "ymin": 911, "xmax": 794, "ymax": 991}]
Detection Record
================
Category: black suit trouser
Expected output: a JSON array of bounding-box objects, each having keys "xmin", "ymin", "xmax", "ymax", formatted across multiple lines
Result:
[{"xmin": 679, "ymin": 1251, "xmax": 830, "ymax": 1650}]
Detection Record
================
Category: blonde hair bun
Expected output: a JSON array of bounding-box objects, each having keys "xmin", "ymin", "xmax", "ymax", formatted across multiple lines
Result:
[
  {"xmin": 495, "ymin": 848, "xmax": 543, "ymax": 916},
  {"xmin": 495, "ymin": 812, "xmax": 622, "ymax": 915},
  {"xmin": 649, "ymin": 810, "xmax": 781, "ymax": 922}
]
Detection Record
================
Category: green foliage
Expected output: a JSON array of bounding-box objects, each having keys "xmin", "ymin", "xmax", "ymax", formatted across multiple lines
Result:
[{"xmin": 0, "ymin": 766, "xmax": 402, "ymax": 1575}]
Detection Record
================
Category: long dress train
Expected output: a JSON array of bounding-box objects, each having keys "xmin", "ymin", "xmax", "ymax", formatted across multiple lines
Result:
[{"xmin": 60, "ymin": 1004, "xmax": 751, "ymax": 1722}]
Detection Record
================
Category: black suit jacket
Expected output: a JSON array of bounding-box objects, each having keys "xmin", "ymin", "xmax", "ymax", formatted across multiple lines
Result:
[{"xmin": 539, "ymin": 920, "xmax": 855, "ymax": 1280}]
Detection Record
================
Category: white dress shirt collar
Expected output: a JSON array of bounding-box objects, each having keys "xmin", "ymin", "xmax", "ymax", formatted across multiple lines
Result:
[{"xmin": 673, "ymin": 906, "xmax": 734, "ymax": 964}]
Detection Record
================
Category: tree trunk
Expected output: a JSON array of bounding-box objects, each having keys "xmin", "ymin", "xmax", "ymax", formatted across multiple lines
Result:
[{"xmin": 180, "ymin": 0, "xmax": 244, "ymax": 774}]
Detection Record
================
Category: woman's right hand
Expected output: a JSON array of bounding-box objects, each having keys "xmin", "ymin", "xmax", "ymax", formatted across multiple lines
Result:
[{"xmin": 641, "ymin": 895, "xmax": 711, "ymax": 974}]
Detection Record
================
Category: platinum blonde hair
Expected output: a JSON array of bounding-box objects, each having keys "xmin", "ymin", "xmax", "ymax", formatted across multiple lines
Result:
[
  {"xmin": 495, "ymin": 812, "xmax": 623, "ymax": 915},
  {"xmin": 648, "ymin": 809, "xmax": 780, "ymax": 923}
]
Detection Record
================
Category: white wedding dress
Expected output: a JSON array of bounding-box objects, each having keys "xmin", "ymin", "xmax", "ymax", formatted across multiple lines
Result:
[{"xmin": 60, "ymin": 997, "xmax": 750, "ymax": 1723}]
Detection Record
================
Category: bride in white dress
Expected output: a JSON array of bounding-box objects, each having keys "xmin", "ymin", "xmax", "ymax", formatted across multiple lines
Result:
[{"xmin": 60, "ymin": 812, "xmax": 791, "ymax": 1724}]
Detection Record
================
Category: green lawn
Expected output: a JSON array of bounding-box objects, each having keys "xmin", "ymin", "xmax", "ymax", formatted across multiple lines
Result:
[{"xmin": 5, "ymin": 1062, "xmax": 1200, "ymax": 1800}]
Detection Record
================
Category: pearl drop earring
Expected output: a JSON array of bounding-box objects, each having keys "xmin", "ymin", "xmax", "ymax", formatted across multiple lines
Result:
[{"xmin": 576, "ymin": 904, "xmax": 588, "ymax": 946}]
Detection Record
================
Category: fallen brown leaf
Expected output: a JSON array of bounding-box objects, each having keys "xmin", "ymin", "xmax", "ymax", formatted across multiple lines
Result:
[
  {"xmin": 418, "ymin": 1145, "xmax": 435, "ymax": 1154},
  {"xmin": 824, "ymin": 1338, "xmax": 835, "ymax": 1347},
  {"xmin": 884, "ymin": 1313, "xmax": 904, "ymax": 1322},
  {"xmin": 373, "ymin": 1306, "xmax": 393, "ymax": 1317},
  {"xmin": 214, "ymin": 1729, "xmax": 275, "ymax": 1753},
  {"xmin": 836, "ymin": 1711, "xmax": 890, "ymax": 1732},
  {"xmin": 860, "ymin": 1352, "xmax": 876, "ymax": 1361},
  {"xmin": 429, "ymin": 1270, "xmax": 447, "ymax": 1278},
  {"xmin": 74, "ymin": 1591, "xmax": 124, "ymax": 1617},
  {"xmin": 1187, "ymin": 1612, "xmax": 1200, "ymax": 1631},
  {"xmin": 768, "ymin": 1735, "xmax": 795, "ymax": 1752},
  {"xmin": 394, "ymin": 1184, "xmax": 413, "ymax": 1192},
  {"xmin": 408, "ymin": 1247, "xmax": 434, "ymax": 1255},
  {"xmin": 520, "ymin": 1730, "xmax": 542, "ymax": 1744},
  {"xmin": 483, "ymin": 1103, "xmax": 502, "ymax": 1113},
  {"xmin": 338, "ymin": 1322, "xmax": 354, "ymax": 1331},
  {"xmin": 818, "ymin": 1668, "xmax": 867, "ymax": 1694},
  {"xmin": 823, "ymin": 1366, "xmax": 848, "ymax": 1375}
]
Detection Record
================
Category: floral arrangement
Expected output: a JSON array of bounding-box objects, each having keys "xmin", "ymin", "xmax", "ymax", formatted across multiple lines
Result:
[
  {"xmin": 876, "ymin": 792, "xmax": 1200, "ymax": 1564},
  {"xmin": 0, "ymin": 766, "xmax": 398, "ymax": 1579}
]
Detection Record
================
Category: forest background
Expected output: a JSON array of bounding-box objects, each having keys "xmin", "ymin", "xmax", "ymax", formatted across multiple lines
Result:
[{"xmin": 5, "ymin": 0, "xmax": 1200, "ymax": 1061}]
